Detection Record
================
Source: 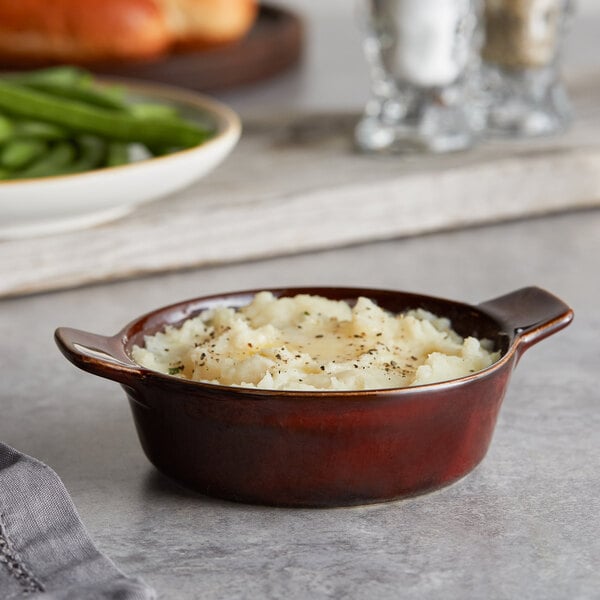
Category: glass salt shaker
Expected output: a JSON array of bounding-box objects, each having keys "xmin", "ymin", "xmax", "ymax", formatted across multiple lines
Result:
[
  {"xmin": 355, "ymin": 0, "xmax": 482, "ymax": 154},
  {"xmin": 482, "ymin": 0, "xmax": 573, "ymax": 136}
]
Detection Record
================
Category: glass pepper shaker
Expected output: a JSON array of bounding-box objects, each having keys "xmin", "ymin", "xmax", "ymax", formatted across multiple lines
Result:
[{"xmin": 482, "ymin": 0, "xmax": 573, "ymax": 136}]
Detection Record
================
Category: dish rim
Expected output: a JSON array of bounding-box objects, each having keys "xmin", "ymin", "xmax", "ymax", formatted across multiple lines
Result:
[{"xmin": 112, "ymin": 286, "xmax": 535, "ymax": 398}]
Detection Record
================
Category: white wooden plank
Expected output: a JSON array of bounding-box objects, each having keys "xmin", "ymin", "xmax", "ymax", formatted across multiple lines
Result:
[{"xmin": 1, "ymin": 73, "xmax": 599, "ymax": 298}]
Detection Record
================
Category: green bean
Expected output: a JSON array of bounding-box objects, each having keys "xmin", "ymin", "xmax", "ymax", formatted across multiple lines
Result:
[
  {"xmin": 67, "ymin": 136, "xmax": 107, "ymax": 173},
  {"xmin": 9, "ymin": 66, "xmax": 92, "ymax": 88},
  {"xmin": 0, "ymin": 80, "xmax": 210, "ymax": 148},
  {"xmin": 0, "ymin": 138, "xmax": 47, "ymax": 170},
  {"xmin": 12, "ymin": 141, "xmax": 76, "ymax": 179},
  {"xmin": 105, "ymin": 142, "xmax": 130, "ymax": 167},
  {"xmin": 0, "ymin": 114, "xmax": 14, "ymax": 144},
  {"xmin": 24, "ymin": 81, "xmax": 128, "ymax": 111},
  {"xmin": 0, "ymin": 115, "xmax": 68, "ymax": 142},
  {"xmin": 12, "ymin": 66, "xmax": 127, "ymax": 110},
  {"xmin": 146, "ymin": 143, "xmax": 175, "ymax": 157},
  {"xmin": 0, "ymin": 66, "xmax": 216, "ymax": 179},
  {"xmin": 13, "ymin": 120, "xmax": 69, "ymax": 141},
  {"xmin": 129, "ymin": 103, "xmax": 179, "ymax": 120}
]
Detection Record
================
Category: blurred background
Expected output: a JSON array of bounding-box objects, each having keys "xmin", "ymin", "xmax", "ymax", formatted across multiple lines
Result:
[
  {"xmin": 220, "ymin": 0, "xmax": 600, "ymax": 115},
  {"xmin": 2, "ymin": 0, "xmax": 599, "ymax": 292}
]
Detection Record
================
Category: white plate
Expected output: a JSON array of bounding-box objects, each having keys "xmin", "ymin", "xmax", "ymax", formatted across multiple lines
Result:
[{"xmin": 0, "ymin": 81, "xmax": 241, "ymax": 240}]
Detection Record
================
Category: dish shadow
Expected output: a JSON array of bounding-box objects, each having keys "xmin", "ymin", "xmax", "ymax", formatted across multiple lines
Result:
[{"xmin": 142, "ymin": 467, "xmax": 255, "ymax": 509}]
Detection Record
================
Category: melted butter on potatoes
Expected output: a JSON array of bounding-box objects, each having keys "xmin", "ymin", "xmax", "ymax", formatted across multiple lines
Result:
[{"xmin": 132, "ymin": 292, "xmax": 500, "ymax": 390}]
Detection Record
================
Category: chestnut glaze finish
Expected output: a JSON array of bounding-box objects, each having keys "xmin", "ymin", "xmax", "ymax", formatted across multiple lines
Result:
[{"xmin": 55, "ymin": 287, "xmax": 573, "ymax": 507}]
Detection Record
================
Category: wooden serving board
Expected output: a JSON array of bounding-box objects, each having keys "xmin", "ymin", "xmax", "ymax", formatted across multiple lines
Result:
[
  {"xmin": 1, "ymin": 72, "xmax": 599, "ymax": 298},
  {"xmin": 0, "ymin": 5, "xmax": 303, "ymax": 92}
]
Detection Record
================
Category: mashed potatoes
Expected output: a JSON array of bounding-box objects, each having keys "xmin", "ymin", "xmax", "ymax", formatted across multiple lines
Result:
[{"xmin": 131, "ymin": 292, "xmax": 500, "ymax": 391}]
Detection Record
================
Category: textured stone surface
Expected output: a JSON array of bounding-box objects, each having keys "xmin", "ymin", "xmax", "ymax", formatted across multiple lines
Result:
[{"xmin": 1, "ymin": 210, "xmax": 598, "ymax": 599}]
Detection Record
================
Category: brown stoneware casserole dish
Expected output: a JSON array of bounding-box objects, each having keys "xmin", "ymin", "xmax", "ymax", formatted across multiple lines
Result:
[{"xmin": 55, "ymin": 286, "xmax": 573, "ymax": 507}]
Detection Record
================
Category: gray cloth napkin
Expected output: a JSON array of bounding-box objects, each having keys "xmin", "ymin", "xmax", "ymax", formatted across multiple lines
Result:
[{"xmin": 0, "ymin": 442, "xmax": 155, "ymax": 600}]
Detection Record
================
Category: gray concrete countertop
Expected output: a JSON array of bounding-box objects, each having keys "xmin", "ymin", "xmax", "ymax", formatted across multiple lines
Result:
[{"xmin": 1, "ymin": 209, "xmax": 599, "ymax": 599}]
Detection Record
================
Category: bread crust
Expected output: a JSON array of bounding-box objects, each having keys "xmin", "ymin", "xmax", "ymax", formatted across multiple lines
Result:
[
  {"xmin": 157, "ymin": 0, "xmax": 258, "ymax": 50},
  {"xmin": 0, "ymin": 0, "xmax": 171, "ymax": 64},
  {"xmin": 0, "ymin": 0, "xmax": 258, "ymax": 64}
]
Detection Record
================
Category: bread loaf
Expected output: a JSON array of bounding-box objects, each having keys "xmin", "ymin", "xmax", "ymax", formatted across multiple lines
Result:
[
  {"xmin": 0, "ymin": 0, "xmax": 171, "ymax": 64},
  {"xmin": 0, "ymin": 0, "xmax": 257, "ymax": 64}
]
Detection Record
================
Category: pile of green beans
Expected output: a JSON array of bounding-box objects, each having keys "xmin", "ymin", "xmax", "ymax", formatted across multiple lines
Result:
[{"xmin": 0, "ymin": 67, "xmax": 214, "ymax": 181}]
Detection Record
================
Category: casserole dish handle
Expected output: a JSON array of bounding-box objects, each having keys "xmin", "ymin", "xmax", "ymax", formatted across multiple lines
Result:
[
  {"xmin": 479, "ymin": 286, "xmax": 573, "ymax": 356},
  {"xmin": 55, "ymin": 327, "xmax": 143, "ymax": 386}
]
